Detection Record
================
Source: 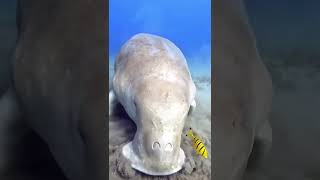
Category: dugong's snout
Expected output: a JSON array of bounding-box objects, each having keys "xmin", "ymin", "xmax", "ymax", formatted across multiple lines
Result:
[
  {"xmin": 140, "ymin": 130, "xmax": 183, "ymax": 165},
  {"xmin": 122, "ymin": 128, "xmax": 186, "ymax": 176}
]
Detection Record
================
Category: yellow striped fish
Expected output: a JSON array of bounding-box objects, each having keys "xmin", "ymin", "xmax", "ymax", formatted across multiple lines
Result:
[{"xmin": 186, "ymin": 128, "xmax": 208, "ymax": 159}]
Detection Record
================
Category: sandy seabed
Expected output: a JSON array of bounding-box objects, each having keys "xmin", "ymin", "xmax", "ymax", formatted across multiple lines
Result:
[
  {"xmin": 108, "ymin": 73, "xmax": 212, "ymax": 180},
  {"xmin": 245, "ymin": 63, "xmax": 320, "ymax": 180}
]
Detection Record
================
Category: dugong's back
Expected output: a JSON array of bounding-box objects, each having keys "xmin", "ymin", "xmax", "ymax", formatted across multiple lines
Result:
[{"xmin": 113, "ymin": 33, "xmax": 196, "ymax": 120}]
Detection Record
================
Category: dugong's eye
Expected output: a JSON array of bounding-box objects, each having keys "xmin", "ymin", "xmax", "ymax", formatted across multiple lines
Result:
[{"xmin": 133, "ymin": 101, "xmax": 137, "ymax": 109}]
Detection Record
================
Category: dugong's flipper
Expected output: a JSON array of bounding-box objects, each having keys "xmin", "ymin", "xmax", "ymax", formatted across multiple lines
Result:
[
  {"xmin": 188, "ymin": 99, "xmax": 197, "ymax": 115},
  {"xmin": 0, "ymin": 87, "xmax": 21, "ymax": 125},
  {"xmin": 0, "ymin": 87, "xmax": 22, "ymax": 169},
  {"xmin": 109, "ymin": 90, "xmax": 117, "ymax": 116},
  {"xmin": 247, "ymin": 119, "xmax": 272, "ymax": 170}
]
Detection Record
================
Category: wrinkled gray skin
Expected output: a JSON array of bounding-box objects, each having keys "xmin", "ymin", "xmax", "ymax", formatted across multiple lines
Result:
[
  {"xmin": 213, "ymin": 0, "xmax": 273, "ymax": 180},
  {"xmin": 110, "ymin": 33, "xmax": 196, "ymax": 176},
  {"xmin": 0, "ymin": 1, "xmax": 108, "ymax": 180}
]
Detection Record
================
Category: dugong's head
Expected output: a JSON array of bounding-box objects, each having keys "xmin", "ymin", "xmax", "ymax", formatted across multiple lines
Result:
[{"xmin": 122, "ymin": 79, "xmax": 192, "ymax": 176}]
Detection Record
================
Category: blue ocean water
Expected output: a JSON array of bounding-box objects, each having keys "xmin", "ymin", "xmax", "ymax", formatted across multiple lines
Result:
[{"xmin": 109, "ymin": 0, "xmax": 211, "ymax": 77}]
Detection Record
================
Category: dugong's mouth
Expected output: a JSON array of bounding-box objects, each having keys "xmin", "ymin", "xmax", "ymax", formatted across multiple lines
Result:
[{"xmin": 122, "ymin": 141, "xmax": 185, "ymax": 176}]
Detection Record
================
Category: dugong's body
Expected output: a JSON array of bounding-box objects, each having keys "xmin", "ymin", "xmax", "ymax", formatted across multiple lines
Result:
[
  {"xmin": 213, "ymin": 0, "xmax": 273, "ymax": 179},
  {"xmin": 12, "ymin": 1, "xmax": 107, "ymax": 180},
  {"xmin": 110, "ymin": 33, "xmax": 196, "ymax": 175}
]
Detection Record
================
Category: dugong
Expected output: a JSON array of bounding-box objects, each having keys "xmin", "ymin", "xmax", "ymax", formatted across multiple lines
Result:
[
  {"xmin": 109, "ymin": 33, "xmax": 196, "ymax": 175},
  {"xmin": 213, "ymin": 0, "xmax": 273, "ymax": 179},
  {"xmin": 12, "ymin": 1, "xmax": 107, "ymax": 180}
]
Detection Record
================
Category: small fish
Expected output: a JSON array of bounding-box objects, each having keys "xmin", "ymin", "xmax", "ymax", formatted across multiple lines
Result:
[{"xmin": 186, "ymin": 128, "xmax": 208, "ymax": 159}]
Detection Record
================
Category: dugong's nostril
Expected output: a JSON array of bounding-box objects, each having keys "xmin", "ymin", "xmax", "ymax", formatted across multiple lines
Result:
[
  {"xmin": 152, "ymin": 142, "xmax": 161, "ymax": 150},
  {"xmin": 165, "ymin": 143, "xmax": 173, "ymax": 152}
]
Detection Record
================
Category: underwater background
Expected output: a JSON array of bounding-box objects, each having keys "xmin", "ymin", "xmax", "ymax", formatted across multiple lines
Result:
[
  {"xmin": 109, "ymin": 0, "xmax": 211, "ymax": 77},
  {"xmin": 108, "ymin": 0, "xmax": 212, "ymax": 179},
  {"xmin": 245, "ymin": 1, "xmax": 320, "ymax": 180},
  {"xmin": 1, "ymin": 0, "xmax": 319, "ymax": 180}
]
